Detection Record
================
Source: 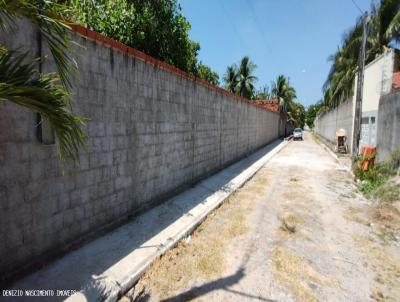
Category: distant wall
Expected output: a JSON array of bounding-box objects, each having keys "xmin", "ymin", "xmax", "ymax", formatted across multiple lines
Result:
[
  {"xmin": 0, "ymin": 20, "xmax": 282, "ymax": 279},
  {"xmin": 314, "ymin": 98, "xmax": 354, "ymax": 152},
  {"xmin": 358, "ymin": 49, "xmax": 394, "ymax": 148},
  {"xmin": 314, "ymin": 50, "xmax": 396, "ymax": 152},
  {"xmin": 376, "ymin": 90, "xmax": 400, "ymax": 162}
]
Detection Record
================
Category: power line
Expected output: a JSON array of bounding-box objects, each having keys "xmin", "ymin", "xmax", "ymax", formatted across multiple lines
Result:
[
  {"xmin": 217, "ymin": 0, "xmax": 248, "ymax": 54},
  {"xmin": 350, "ymin": 0, "xmax": 363, "ymax": 14},
  {"xmin": 245, "ymin": 0, "xmax": 279, "ymax": 75},
  {"xmin": 218, "ymin": 0, "xmax": 280, "ymax": 88}
]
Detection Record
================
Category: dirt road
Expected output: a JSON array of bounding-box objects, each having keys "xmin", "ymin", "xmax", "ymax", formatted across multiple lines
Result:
[{"xmin": 126, "ymin": 132, "xmax": 400, "ymax": 302}]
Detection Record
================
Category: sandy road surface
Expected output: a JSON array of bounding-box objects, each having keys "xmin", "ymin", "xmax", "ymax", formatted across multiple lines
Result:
[{"xmin": 126, "ymin": 132, "xmax": 400, "ymax": 302}]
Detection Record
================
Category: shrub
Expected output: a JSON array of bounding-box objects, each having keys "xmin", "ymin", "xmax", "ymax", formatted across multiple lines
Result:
[{"xmin": 354, "ymin": 150, "xmax": 400, "ymax": 197}]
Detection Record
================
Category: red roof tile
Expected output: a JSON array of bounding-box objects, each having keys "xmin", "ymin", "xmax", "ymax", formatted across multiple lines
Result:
[{"xmin": 253, "ymin": 99, "xmax": 280, "ymax": 113}]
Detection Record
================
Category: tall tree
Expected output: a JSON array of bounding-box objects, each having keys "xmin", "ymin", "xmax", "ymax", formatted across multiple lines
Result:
[
  {"xmin": 236, "ymin": 56, "xmax": 257, "ymax": 99},
  {"xmin": 223, "ymin": 64, "xmax": 239, "ymax": 93},
  {"xmin": 305, "ymin": 101, "xmax": 324, "ymax": 129},
  {"xmin": 271, "ymin": 75, "xmax": 296, "ymax": 112},
  {"xmin": 252, "ymin": 85, "xmax": 272, "ymax": 100},
  {"xmin": 289, "ymin": 101, "xmax": 305, "ymax": 129},
  {"xmin": 61, "ymin": 0, "xmax": 201, "ymax": 74},
  {"xmin": 195, "ymin": 62, "xmax": 220, "ymax": 86},
  {"xmin": 323, "ymin": 0, "xmax": 400, "ymax": 109}
]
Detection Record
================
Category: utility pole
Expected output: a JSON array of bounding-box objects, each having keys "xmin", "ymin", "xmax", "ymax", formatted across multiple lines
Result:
[{"xmin": 352, "ymin": 11, "xmax": 368, "ymax": 157}]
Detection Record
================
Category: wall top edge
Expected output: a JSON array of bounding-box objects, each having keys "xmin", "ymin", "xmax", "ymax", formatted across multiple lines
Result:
[{"xmin": 67, "ymin": 22, "xmax": 279, "ymax": 115}]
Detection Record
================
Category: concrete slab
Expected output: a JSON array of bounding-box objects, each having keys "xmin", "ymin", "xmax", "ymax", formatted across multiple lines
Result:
[{"xmin": 2, "ymin": 139, "xmax": 288, "ymax": 302}]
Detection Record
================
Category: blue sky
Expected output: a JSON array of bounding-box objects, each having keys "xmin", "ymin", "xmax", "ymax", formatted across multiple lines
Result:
[{"xmin": 180, "ymin": 0, "xmax": 371, "ymax": 107}]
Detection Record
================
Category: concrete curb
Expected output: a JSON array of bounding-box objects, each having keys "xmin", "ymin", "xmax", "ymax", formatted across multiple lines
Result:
[
  {"xmin": 8, "ymin": 140, "xmax": 289, "ymax": 302},
  {"xmin": 106, "ymin": 139, "xmax": 290, "ymax": 302},
  {"xmin": 312, "ymin": 132, "xmax": 354, "ymax": 177}
]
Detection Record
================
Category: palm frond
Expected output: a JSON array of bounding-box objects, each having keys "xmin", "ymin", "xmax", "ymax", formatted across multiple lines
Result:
[
  {"xmin": 0, "ymin": 49, "xmax": 85, "ymax": 161},
  {"xmin": 0, "ymin": 0, "xmax": 77, "ymax": 90},
  {"xmin": 223, "ymin": 64, "xmax": 239, "ymax": 93},
  {"xmin": 385, "ymin": 10, "xmax": 400, "ymax": 42}
]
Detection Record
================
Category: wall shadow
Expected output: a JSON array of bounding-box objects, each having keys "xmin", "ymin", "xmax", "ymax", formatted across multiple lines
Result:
[{"xmin": 3, "ymin": 140, "xmax": 283, "ymax": 302}]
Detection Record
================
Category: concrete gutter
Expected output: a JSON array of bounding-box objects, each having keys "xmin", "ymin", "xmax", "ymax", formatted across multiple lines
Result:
[
  {"xmin": 312, "ymin": 132, "xmax": 354, "ymax": 177},
  {"xmin": 5, "ymin": 139, "xmax": 289, "ymax": 302}
]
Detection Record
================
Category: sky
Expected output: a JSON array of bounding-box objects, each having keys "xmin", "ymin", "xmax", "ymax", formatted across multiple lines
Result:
[{"xmin": 179, "ymin": 0, "xmax": 371, "ymax": 107}]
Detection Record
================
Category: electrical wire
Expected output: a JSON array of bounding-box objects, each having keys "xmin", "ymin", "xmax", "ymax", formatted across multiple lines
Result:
[
  {"xmin": 217, "ymin": 0, "xmax": 248, "ymax": 53},
  {"xmin": 350, "ymin": 0, "xmax": 363, "ymax": 14},
  {"xmin": 245, "ymin": 0, "xmax": 279, "ymax": 73}
]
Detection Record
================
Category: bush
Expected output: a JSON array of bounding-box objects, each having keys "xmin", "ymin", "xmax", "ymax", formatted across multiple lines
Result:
[
  {"xmin": 354, "ymin": 150, "xmax": 400, "ymax": 197},
  {"xmin": 61, "ymin": 0, "xmax": 199, "ymax": 73}
]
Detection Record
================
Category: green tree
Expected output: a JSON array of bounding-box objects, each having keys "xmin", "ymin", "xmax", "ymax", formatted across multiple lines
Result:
[
  {"xmin": 0, "ymin": 0, "xmax": 85, "ymax": 161},
  {"xmin": 288, "ymin": 101, "xmax": 305, "ymax": 129},
  {"xmin": 270, "ymin": 74, "xmax": 305, "ymax": 127},
  {"xmin": 271, "ymin": 75, "xmax": 296, "ymax": 112},
  {"xmin": 223, "ymin": 64, "xmax": 238, "ymax": 93},
  {"xmin": 305, "ymin": 101, "xmax": 324, "ymax": 129},
  {"xmin": 62, "ymin": 0, "xmax": 200, "ymax": 74},
  {"xmin": 323, "ymin": 0, "xmax": 400, "ymax": 109},
  {"xmin": 236, "ymin": 56, "xmax": 257, "ymax": 99},
  {"xmin": 195, "ymin": 62, "xmax": 220, "ymax": 86},
  {"xmin": 252, "ymin": 85, "xmax": 272, "ymax": 100}
]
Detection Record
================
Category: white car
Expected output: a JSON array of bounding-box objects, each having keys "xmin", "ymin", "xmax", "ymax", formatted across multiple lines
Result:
[{"xmin": 293, "ymin": 128, "xmax": 303, "ymax": 140}]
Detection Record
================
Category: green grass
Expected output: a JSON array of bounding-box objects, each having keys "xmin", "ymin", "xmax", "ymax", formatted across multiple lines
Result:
[
  {"xmin": 370, "ymin": 180, "xmax": 400, "ymax": 204},
  {"xmin": 354, "ymin": 151, "xmax": 400, "ymax": 202}
]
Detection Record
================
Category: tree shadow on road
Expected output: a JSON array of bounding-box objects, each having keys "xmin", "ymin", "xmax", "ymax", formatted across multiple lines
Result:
[{"xmin": 153, "ymin": 267, "xmax": 276, "ymax": 302}]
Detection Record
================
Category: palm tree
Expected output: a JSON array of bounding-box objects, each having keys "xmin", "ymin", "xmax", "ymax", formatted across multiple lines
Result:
[
  {"xmin": 323, "ymin": 41, "xmax": 359, "ymax": 109},
  {"xmin": 0, "ymin": 0, "xmax": 85, "ymax": 161},
  {"xmin": 323, "ymin": 0, "xmax": 400, "ymax": 110},
  {"xmin": 237, "ymin": 56, "xmax": 257, "ymax": 99},
  {"xmin": 373, "ymin": 0, "xmax": 400, "ymax": 49},
  {"xmin": 252, "ymin": 85, "xmax": 271, "ymax": 100},
  {"xmin": 271, "ymin": 75, "xmax": 296, "ymax": 112},
  {"xmin": 223, "ymin": 64, "xmax": 238, "ymax": 93}
]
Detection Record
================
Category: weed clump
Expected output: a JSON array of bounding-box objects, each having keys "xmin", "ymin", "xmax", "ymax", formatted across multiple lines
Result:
[
  {"xmin": 280, "ymin": 211, "xmax": 300, "ymax": 233},
  {"xmin": 354, "ymin": 151, "xmax": 400, "ymax": 200}
]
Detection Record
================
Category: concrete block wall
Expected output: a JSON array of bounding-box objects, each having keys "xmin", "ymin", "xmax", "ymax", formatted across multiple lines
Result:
[
  {"xmin": 376, "ymin": 91, "xmax": 400, "ymax": 162},
  {"xmin": 0, "ymin": 21, "xmax": 281, "ymax": 279},
  {"xmin": 314, "ymin": 98, "xmax": 354, "ymax": 152}
]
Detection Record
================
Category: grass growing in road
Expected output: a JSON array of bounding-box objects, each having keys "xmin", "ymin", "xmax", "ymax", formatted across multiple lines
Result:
[
  {"xmin": 135, "ymin": 191, "xmax": 254, "ymax": 300},
  {"xmin": 368, "ymin": 177, "xmax": 400, "ymax": 204},
  {"xmin": 270, "ymin": 246, "xmax": 339, "ymax": 302},
  {"xmin": 280, "ymin": 211, "xmax": 302, "ymax": 233},
  {"xmin": 354, "ymin": 234, "xmax": 400, "ymax": 302}
]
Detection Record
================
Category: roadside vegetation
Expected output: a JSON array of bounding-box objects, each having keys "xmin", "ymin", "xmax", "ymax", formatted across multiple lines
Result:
[
  {"xmin": 308, "ymin": 0, "xmax": 400, "ymax": 115},
  {"xmin": 128, "ymin": 189, "xmax": 254, "ymax": 301},
  {"xmin": 354, "ymin": 151, "xmax": 400, "ymax": 202},
  {"xmin": 305, "ymin": 101, "xmax": 325, "ymax": 129},
  {"xmin": 305, "ymin": 0, "xmax": 400, "ymax": 207},
  {"xmin": 56, "ymin": 0, "xmax": 220, "ymax": 85}
]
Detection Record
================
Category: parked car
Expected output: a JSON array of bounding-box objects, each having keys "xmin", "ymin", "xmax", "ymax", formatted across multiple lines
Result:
[{"xmin": 293, "ymin": 128, "xmax": 303, "ymax": 140}]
